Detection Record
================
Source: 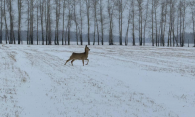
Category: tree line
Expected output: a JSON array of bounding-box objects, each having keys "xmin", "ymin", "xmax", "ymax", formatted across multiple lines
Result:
[{"xmin": 0, "ymin": 0, "xmax": 195, "ymax": 47}]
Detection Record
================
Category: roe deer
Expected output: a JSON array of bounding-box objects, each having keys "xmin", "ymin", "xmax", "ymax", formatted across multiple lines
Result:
[{"xmin": 64, "ymin": 45, "xmax": 90, "ymax": 66}]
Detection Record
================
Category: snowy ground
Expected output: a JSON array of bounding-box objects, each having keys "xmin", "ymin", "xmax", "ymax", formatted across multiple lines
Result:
[{"xmin": 0, "ymin": 44, "xmax": 195, "ymax": 117}]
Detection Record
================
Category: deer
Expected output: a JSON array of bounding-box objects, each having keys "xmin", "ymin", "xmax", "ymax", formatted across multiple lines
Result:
[{"xmin": 64, "ymin": 45, "xmax": 90, "ymax": 66}]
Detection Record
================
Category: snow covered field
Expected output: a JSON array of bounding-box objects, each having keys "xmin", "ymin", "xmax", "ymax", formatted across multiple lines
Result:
[{"xmin": 0, "ymin": 44, "xmax": 195, "ymax": 117}]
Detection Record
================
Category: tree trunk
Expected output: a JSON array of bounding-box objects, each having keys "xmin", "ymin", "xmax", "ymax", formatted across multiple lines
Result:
[
  {"xmin": 27, "ymin": 0, "xmax": 30, "ymax": 45},
  {"xmin": 155, "ymin": 7, "xmax": 157, "ymax": 46},
  {"xmin": 132, "ymin": 1, "xmax": 135, "ymax": 46},
  {"xmin": 177, "ymin": 11, "xmax": 179, "ymax": 47},
  {"xmin": 120, "ymin": 0, "xmax": 123, "ymax": 45},
  {"xmin": 73, "ymin": 0, "xmax": 78, "ymax": 45},
  {"xmin": 193, "ymin": 15, "xmax": 195, "ymax": 47},
  {"xmin": 79, "ymin": 0, "xmax": 83, "ymax": 45},
  {"xmin": 8, "ymin": 0, "xmax": 13, "ymax": 44},
  {"xmin": 86, "ymin": 0, "xmax": 90, "ymax": 45},
  {"xmin": 40, "ymin": 0, "xmax": 44, "ymax": 45},
  {"xmin": 0, "ymin": 0, "xmax": 2, "ymax": 44},
  {"xmin": 152, "ymin": 0, "xmax": 154, "ymax": 46},
  {"xmin": 62, "ymin": 0, "xmax": 65, "ymax": 45},
  {"xmin": 143, "ymin": 0, "xmax": 149, "ymax": 46},
  {"xmin": 125, "ymin": 17, "xmax": 130, "ymax": 46},
  {"xmin": 67, "ymin": 0, "xmax": 71, "ymax": 46},
  {"xmin": 93, "ymin": 0, "xmax": 97, "ymax": 45},
  {"xmin": 179, "ymin": 1, "xmax": 182, "ymax": 46},
  {"xmin": 182, "ymin": 0, "xmax": 186, "ymax": 47},
  {"xmin": 100, "ymin": 0, "xmax": 104, "ymax": 45},
  {"xmin": 37, "ymin": 3, "xmax": 38, "ymax": 45},
  {"xmin": 18, "ymin": 0, "xmax": 22, "ymax": 44},
  {"xmin": 30, "ymin": 0, "xmax": 34, "ymax": 45},
  {"xmin": 45, "ymin": 1, "xmax": 47, "ymax": 45},
  {"xmin": 140, "ymin": 8, "xmax": 142, "ymax": 46}
]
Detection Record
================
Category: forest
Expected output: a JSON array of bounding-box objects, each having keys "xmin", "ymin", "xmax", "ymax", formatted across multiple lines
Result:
[{"xmin": 0, "ymin": 0, "xmax": 195, "ymax": 47}]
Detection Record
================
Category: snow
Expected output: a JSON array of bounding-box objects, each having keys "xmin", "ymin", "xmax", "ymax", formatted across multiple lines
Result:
[{"xmin": 0, "ymin": 44, "xmax": 195, "ymax": 117}]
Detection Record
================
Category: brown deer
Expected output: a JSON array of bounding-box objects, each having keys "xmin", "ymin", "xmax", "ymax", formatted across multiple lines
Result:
[{"xmin": 64, "ymin": 45, "xmax": 90, "ymax": 66}]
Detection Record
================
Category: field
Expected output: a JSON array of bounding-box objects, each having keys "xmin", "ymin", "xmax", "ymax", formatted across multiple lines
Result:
[{"xmin": 0, "ymin": 44, "xmax": 195, "ymax": 117}]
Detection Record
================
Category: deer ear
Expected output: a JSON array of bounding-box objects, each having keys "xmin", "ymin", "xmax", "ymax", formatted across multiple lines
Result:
[{"xmin": 86, "ymin": 45, "xmax": 87, "ymax": 47}]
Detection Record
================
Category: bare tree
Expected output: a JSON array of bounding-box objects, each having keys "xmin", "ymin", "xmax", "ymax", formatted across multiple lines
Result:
[
  {"xmin": 29, "ymin": 0, "xmax": 34, "ymax": 45},
  {"xmin": 125, "ymin": 7, "xmax": 130, "ymax": 46},
  {"xmin": 130, "ymin": 0, "xmax": 135, "ymax": 46},
  {"xmin": 3, "ymin": 0, "xmax": 8, "ymax": 44},
  {"xmin": 79, "ymin": 0, "xmax": 84, "ymax": 45},
  {"xmin": 107, "ymin": 0, "xmax": 114, "ymax": 45},
  {"xmin": 92, "ymin": 0, "xmax": 99, "ymax": 45},
  {"xmin": 40, "ymin": 0, "xmax": 45, "ymax": 45},
  {"xmin": 182, "ymin": 0, "xmax": 186, "ymax": 47},
  {"xmin": 115, "ymin": 0, "xmax": 126, "ymax": 45},
  {"xmin": 36, "ymin": 0, "xmax": 39, "ymax": 45},
  {"xmin": 176, "ymin": 6, "xmax": 179, "ymax": 47},
  {"xmin": 61, "ymin": 0, "xmax": 66, "ymax": 45},
  {"xmin": 159, "ymin": 0, "xmax": 166, "ymax": 46},
  {"xmin": 151, "ymin": 0, "xmax": 154, "ymax": 46},
  {"xmin": 143, "ymin": 0, "xmax": 149, "ymax": 46},
  {"xmin": 172, "ymin": 0, "xmax": 177, "ymax": 47},
  {"xmin": 163, "ymin": 0, "xmax": 168, "ymax": 47},
  {"xmin": 67, "ymin": 0, "xmax": 72, "ymax": 45},
  {"xmin": 44, "ymin": 0, "xmax": 47, "ymax": 45},
  {"xmin": 167, "ymin": 0, "xmax": 177, "ymax": 47},
  {"xmin": 7, "ymin": 0, "xmax": 15, "ymax": 44},
  {"xmin": 125, "ymin": 0, "xmax": 133, "ymax": 46},
  {"xmin": 100, "ymin": 0, "xmax": 104, "ymax": 45},
  {"xmin": 26, "ymin": 0, "xmax": 30, "ymax": 45},
  {"xmin": 153, "ymin": 0, "xmax": 159, "ymax": 46},
  {"xmin": 65, "ymin": 22, "xmax": 68, "ymax": 45},
  {"xmin": 85, "ymin": 0, "xmax": 91, "ymax": 45},
  {"xmin": 179, "ymin": 0, "xmax": 182, "ymax": 46},
  {"xmin": 46, "ymin": 0, "xmax": 51, "ymax": 45},
  {"xmin": 54, "ymin": 0, "xmax": 60, "ymax": 45},
  {"xmin": 178, "ymin": 0, "xmax": 186, "ymax": 47},
  {"xmin": 73, "ymin": 0, "xmax": 79, "ymax": 45},
  {"xmin": 189, "ymin": 1, "xmax": 195, "ymax": 47},
  {"xmin": 18, "ymin": 0, "xmax": 22, "ymax": 44},
  {"xmin": 0, "ymin": 0, "xmax": 2, "ymax": 44},
  {"xmin": 137, "ymin": 0, "xmax": 143, "ymax": 46}
]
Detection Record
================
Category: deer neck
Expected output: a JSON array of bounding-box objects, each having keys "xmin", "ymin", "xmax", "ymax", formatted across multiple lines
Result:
[{"xmin": 85, "ymin": 50, "xmax": 89, "ymax": 56}]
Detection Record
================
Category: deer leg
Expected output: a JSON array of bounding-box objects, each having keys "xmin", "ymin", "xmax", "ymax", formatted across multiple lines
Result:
[
  {"xmin": 71, "ymin": 59, "xmax": 75, "ymax": 66},
  {"xmin": 64, "ymin": 58, "xmax": 71, "ymax": 65},
  {"xmin": 82, "ymin": 59, "xmax": 84, "ymax": 66},
  {"xmin": 85, "ymin": 59, "xmax": 89, "ymax": 65}
]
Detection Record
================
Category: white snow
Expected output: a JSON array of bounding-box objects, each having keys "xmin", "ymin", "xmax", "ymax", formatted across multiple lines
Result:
[{"xmin": 0, "ymin": 44, "xmax": 195, "ymax": 117}]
